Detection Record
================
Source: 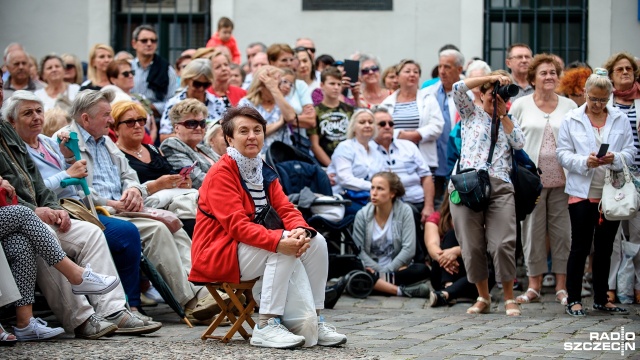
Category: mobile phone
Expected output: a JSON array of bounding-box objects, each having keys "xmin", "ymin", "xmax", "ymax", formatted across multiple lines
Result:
[
  {"xmin": 343, "ymin": 59, "xmax": 360, "ymax": 86},
  {"xmin": 179, "ymin": 161, "xmax": 198, "ymax": 179},
  {"xmin": 596, "ymin": 143, "xmax": 609, "ymax": 158}
]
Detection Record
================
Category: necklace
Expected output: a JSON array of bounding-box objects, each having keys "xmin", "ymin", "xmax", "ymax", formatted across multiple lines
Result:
[{"xmin": 117, "ymin": 142, "xmax": 144, "ymax": 158}]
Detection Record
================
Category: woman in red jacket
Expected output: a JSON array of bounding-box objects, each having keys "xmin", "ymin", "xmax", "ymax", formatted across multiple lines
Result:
[{"xmin": 190, "ymin": 106, "xmax": 346, "ymax": 349}]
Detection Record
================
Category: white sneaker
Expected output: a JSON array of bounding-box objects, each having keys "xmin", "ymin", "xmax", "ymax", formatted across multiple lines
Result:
[
  {"xmin": 71, "ymin": 263, "xmax": 120, "ymax": 295},
  {"xmin": 13, "ymin": 317, "xmax": 65, "ymax": 341},
  {"xmin": 250, "ymin": 318, "xmax": 305, "ymax": 349},
  {"xmin": 143, "ymin": 285, "xmax": 165, "ymax": 303},
  {"xmin": 317, "ymin": 315, "xmax": 347, "ymax": 346}
]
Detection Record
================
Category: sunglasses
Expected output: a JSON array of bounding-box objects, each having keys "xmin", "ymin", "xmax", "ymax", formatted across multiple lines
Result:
[
  {"xmin": 120, "ymin": 70, "xmax": 136, "ymax": 77},
  {"xmin": 377, "ymin": 121, "xmax": 394, "ymax": 127},
  {"xmin": 587, "ymin": 95, "xmax": 608, "ymax": 104},
  {"xmin": 119, "ymin": 117, "xmax": 146, "ymax": 128},
  {"xmin": 65, "ymin": 64, "xmax": 75, "ymax": 70},
  {"xmin": 294, "ymin": 46, "xmax": 316, "ymax": 54},
  {"xmin": 192, "ymin": 80, "xmax": 212, "ymax": 89},
  {"xmin": 177, "ymin": 119, "xmax": 207, "ymax": 129},
  {"xmin": 361, "ymin": 66, "xmax": 380, "ymax": 75},
  {"xmin": 138, "ymin": 38, "xmax": 158, "ymax": 44}
]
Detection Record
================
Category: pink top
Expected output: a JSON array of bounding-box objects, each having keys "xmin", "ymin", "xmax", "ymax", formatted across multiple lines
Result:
[{"xmin": 538, "ymin": 122, "xmax": 565, "ymax": 188}]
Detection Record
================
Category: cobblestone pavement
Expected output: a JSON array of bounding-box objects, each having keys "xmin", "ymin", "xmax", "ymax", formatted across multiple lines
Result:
[{"xmin": 4, "ymin": 288, "xmax": 640, "ymax": 359}]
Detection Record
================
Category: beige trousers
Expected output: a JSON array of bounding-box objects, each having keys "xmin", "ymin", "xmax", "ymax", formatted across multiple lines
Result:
[
  {"xmin": 450, "ymin": 177, "xmax": 517, "ymax": 284},
  {"xmin": 521, "ymin": 187, "xmax": 571, "ymax": 276},
  {"xmin": 36, "ymin": 219, "xmax": 127, "ymax": 332}
]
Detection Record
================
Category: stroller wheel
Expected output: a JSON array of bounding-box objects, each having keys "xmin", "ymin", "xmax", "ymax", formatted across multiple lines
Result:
[{"xmin": 345, "ymin": 270, "xmax": 374, "ymax": 299}]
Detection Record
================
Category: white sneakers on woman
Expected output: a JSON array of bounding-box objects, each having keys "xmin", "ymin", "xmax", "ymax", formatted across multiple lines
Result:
[
  {"xmin": 251, "ymin": 316, "xmax": 347, "ymax": 348},
  {"xmin": 70, "ymin": 263, "xmax": 120, "ymax": 295}
]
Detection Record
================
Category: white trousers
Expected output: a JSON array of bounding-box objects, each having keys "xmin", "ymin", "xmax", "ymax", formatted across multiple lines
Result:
[{"xmin": 238, "ymin": 233, "xmax": 328, "ymax": 315}]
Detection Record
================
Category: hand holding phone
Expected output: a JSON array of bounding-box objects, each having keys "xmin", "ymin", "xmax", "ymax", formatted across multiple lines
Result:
[
  {"xmin": 596, "ymin": 144, "xmax": 609, "ymax": 158},
  {"xmin": 179, "ymin": 161, "xmax": 198, "ymax": 179},
  {"xmin": 343, "ymin": 60, "xmax": 360, "ymax": 86}
]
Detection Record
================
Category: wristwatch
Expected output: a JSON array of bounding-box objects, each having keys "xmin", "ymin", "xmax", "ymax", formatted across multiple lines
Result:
[{"xmin": 499, "ymin": 114, "xmax": 507, "ymax": 120}]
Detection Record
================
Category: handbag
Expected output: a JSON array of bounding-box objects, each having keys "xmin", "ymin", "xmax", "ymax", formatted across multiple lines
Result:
[
  {"xmin": 118, "ymin": 208, "xmax": 183, "ymax": 233},
  {"xmin": 59, "ymin": 198, "xmax": 106, "ymax": 231},
  {"xmin": 290, "ymin": 115, "xmax": 312, "ymax": 154},
  {"xmin": 254, "ymin": 203, "xmax": 285, "ymax": 230},
  {"xmin": 511, "ymin": 148, "xmax": 543, "ymax": 221},
  {"xmin": 450, "ymin": 110, "xmax": 498, "ymax": 212},
  {"xmin": 0, "ymin": 188, "xmax": 17, "ymax": 207},
  {"xmin": 599, "ymin": 159, "xmax": 640, "ymax": 221}
]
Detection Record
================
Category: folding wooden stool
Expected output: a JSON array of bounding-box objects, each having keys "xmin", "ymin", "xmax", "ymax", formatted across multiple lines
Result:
[{"xmin": 200, "ymin": 279, "xmax": 257, "ymax": 343}]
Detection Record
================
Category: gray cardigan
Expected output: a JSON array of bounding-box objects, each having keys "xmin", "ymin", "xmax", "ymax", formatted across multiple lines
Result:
[
  {"xmin": 160, "ymin": 137, "xmax": 217, "ymax": 189},
  {"xmin": 352, "ymin": 200, "xmax": 416, "ymax": 273}
]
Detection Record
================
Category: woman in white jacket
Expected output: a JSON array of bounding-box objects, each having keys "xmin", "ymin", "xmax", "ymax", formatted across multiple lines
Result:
[{"xmin": 556, "ymin": 69, "xmax": 636, "ymax": 317}]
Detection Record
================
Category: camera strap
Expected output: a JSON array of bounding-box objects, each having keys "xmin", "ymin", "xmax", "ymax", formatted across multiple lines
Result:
[{"xmin": 486, "ymin": 90, "xmax": 499, "ymax": 167}]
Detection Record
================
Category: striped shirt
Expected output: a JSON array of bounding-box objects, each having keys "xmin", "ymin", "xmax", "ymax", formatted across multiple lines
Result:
[
  {"xmin": 247, "ymin": 182, "xmax": 267, "ymax": 210},
  {"xmin": 78, "ymin": 126, "xmax": 123, "ymax": 200},
  {"xmin": 392, "ymin": 101, "xmax": 420, "ymax": 130},
  {"xmin": 614, "ymin": 102, "xmax": 639, "ymax": 165}
]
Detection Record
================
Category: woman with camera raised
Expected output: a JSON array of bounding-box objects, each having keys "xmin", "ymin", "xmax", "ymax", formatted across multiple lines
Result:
[
  {"xmin": 449, "ymin": 70, "xmax": 525, "ymax": 316},
  {"xmin": 509, "ymin": 54, "xmax": 577, "ymax": 306}
]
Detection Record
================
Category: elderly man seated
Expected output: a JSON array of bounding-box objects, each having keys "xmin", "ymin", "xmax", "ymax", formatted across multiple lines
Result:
[
  {"xmin": 54, "ymin": 89, "xmax": 221, "ymax": 324},
  {"xmin": 0, "ymin": 94, "xmax": 160, "ymax": 338}
]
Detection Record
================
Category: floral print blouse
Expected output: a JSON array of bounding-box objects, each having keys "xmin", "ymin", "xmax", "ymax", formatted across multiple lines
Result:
[{"xmin": 452, "ymin": 80, "xmax": 525, "ymax": 184}]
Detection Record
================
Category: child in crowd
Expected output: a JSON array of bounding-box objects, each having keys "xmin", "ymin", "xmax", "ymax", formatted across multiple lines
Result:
[
  {"xmin": 308, "ymin": 67, "xmax": 354, "ymax": 166},
  {"xmin": 205, "ymin": 17, "xmax": 241, "ymax": 64}
]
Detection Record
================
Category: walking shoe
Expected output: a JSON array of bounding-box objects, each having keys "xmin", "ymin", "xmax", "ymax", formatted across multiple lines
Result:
[
  {"xmin": 428, "ymin": 290, "xmax": 449, "ymax": 307},
  {"xmin": 317, "ymin": 315, "xmax": 347, "ymax": 346},
  {"xmin": 104, "ymin": 309, "xmax": 162, "ymax": 335},
  {"xmin": 143, "ymin": 285, "xmax": 164, "ymax": 304},
  {"xmin": 74, "ymin": 314, "xmax": 118, "ymax": 340},
  {"xmin": 250, "ymin": 318, "xmax": 305, "ymax": 349},
  {"xmin": 192, "ymin": 291, "xmax": 236, "ymax": 321},
  {"xmin": 13, "ymin": 317, "xmax": 65, "ymax": 341},
  {"xmin": 400, "ymin": 282, "xmax": 432, "ymax": 298},
  {"xmin": 131, "ymin": 310, "xmax": 153, "ymax": 322},
  {"xmin": 71, "ymin": 263, "xmax": 120, "ymax": 295}
]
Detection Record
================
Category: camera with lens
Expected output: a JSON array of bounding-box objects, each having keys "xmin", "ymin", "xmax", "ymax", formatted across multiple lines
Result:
[{"xmin": 493, "ymin": 81, "xmax": 519, "ymax": 102}]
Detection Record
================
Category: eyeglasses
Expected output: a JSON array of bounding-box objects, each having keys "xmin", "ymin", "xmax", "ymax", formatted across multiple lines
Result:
[
  {"xmin": 120, "ymin": 70, "xmax": 135, "ymax": 77},
  {"xmin": 138, "ymin": 38, "xmax": 158, "ymax": 44},
  {"xmin": 361, "ymin": 66, "xmax": 380, "ymax": 75},
  {"xmin": 377, "ymin": 121, "xmax": 394, "ymax": 127},
  {"xmin": 587, "ymin": 95, "xmax": 609, "ymax": 104},
  {"xmin": 191, "ymin": 80, "xmax": 212, "ymax": 89},
  {"xmin": 177, "ymin": 119, "xmax": 207, "ymax": 129},
  {"xmin": 119, "ymin": 117, "xmax": 146, "ymax": 128},
  {"xmin": 614, "ymin": 66, "xmax": 634, "ymax": 74},
  {"xmin": 279, "ymin": 79, "xmax": 294, "ymax": 88},
  {"xmin": 65, "ymin": 64, "xmax": 75, "ymax": 70},
  {"xmin": 294, "ymin": 46, "xmax": 315, "ymax": 54},
  {"xmin": 508, "ymin": 54, "xmax": 532, "ymax": 60}
]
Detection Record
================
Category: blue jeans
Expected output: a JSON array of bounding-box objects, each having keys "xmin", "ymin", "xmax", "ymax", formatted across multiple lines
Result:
[{"xmin": 98, "ymin": 215, "xmax": 142, "ymax": 307}]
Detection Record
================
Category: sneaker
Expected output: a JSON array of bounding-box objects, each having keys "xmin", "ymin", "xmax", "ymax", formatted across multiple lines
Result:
[
  {"xmin": 71, "ymin": 263, "xmax": 120, "ymax": 295},
  {"xmin": 542, "ymin": 274, "xmax": 556, "ymax": 287},
  {"xmin": 428, "ymin": 291, "xmax": 449, "ymax": 307},
  {"xmin": 131, "ymin": 310, "xmax": 153, "ymax": 322},
  {"xmin": 400, "ymin": 282, "xmax": 432, "ymax": 298},
  {"xmin": 104, "ymin": 309, "xmax": 162, "ymax": 335},
  {"xmin": 143, "ymin": 285, "xmax": 164, "ymax": 304},
  {"xmin": 139, "ymin": 293, "xmax": 158, "ymax": 307},
  {"xmin": 74, "ymin": 314, "xmax": 118, "ymax": 340},
  {"xmin": 250, "ymin": 318, "xmax": 305, "ymax": 349},
  {"xmin": 13, "ymin": 317, "xmax": 65, "ymax": 341},
  {"xmin": 317, "ymin": 315, "xmax": 347, "ymax": 346}
]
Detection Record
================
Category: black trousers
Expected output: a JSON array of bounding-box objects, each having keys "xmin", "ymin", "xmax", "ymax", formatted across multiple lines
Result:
[
  {"xmin": 370, "ymin": 263, "xmax": 430, "ymax": 286},
  {"xmin": 566, "ymin": 200, "xmax": 619, "ymax": 305}
]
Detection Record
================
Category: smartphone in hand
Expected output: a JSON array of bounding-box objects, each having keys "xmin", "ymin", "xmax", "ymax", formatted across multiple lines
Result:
[
  {"xmin": 179, "ymin": 161, "xmax": 198, "ymax": 179},
  {"xmin": 343, "ymin": 59, "xmax": 360, "ymax": 86},
  {"xmin": 596, "ymin": 144, "xmax": 609, "ymax": 158}
]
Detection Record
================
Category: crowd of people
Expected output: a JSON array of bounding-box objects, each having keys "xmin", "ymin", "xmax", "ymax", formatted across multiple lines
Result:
[{"xmin": 1, "ymin": 15, "xmax": 640, "ymax": 349}]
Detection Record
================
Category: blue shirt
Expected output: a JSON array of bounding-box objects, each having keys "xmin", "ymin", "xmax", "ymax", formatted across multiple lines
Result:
[{"xmin": 78, "ymin": 126, "xmax": 122, "ymax": 200}]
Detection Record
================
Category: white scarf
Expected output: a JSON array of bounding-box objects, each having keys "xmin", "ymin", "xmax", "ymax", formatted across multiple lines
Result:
[{"xmin": 227, "ymin": 147, "xmax": 263, "ymax": 185}]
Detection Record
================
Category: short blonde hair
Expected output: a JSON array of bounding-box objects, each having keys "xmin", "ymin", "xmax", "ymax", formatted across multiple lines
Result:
[
  {"xmin": 180, "ymin": 59, "xmax": 213, "ymax": 87},
  {"xmin": 346, "ymin": 109, "xmax": 376, "ymax": 139},
  {"xmin": 43, "ymin": 108, "xmax": 71, "ymax": 137},
  {"xmin": 169, "ymin": 98, "xmax": 208, "ymax": 126},
  {"xmin": 87, "ymin": 43, "xmax": 114, "ymax": 85},
  {"xmin": 110, "ymin": 101, "xmax": 147, "ymax": 129},
  {"xmin": 61, "ymin": 53, "xmax": 84, "ymax": 85}
]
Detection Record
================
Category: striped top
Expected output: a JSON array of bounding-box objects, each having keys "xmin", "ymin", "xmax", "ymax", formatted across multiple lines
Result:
[
  {"xmin": 391, "ymin": 101, "xmax": 420, "ymax": 130},
  {"xmin": 614, "ymin": 102, "xmax": 639, "ymax": 165},
  {"xmin": 247, "ymin": 182, "xmax": 267, "ymax": 209}
]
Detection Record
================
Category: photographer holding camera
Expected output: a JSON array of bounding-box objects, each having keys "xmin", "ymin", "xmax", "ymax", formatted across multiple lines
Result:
[{"xmin": 448, "ymin": 70, "xmax": 526, "ymax": 316}]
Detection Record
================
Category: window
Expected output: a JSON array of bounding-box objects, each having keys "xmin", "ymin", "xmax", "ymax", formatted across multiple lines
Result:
[{"xmin": 302, "ymin": 0, "xmax": 392, "ymax": 11}]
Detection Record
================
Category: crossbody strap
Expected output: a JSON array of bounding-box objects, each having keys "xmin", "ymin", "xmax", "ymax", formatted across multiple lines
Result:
[{"xmin": 456, "ymin": 103, "xmax": 499, "ymax": 173}]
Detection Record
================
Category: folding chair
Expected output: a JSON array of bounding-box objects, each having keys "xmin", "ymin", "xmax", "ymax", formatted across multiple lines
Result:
[{"xmin": 200, "ymin": 279, "xmax": 258, "ymax": 343}]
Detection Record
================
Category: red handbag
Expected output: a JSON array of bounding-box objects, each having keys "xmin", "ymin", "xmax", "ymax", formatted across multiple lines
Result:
[{"xmin": 0, "ymin": 188, "xmax": 17, "ymax": 207}]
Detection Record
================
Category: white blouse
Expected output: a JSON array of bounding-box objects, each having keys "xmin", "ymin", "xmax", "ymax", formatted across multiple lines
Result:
[{"xmin": 331, "ymin": 138, "xmax": 381, "ymax": 191}]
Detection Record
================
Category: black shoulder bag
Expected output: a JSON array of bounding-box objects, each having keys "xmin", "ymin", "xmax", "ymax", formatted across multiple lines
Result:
[{"xmin": 290, "ymin": 115, "xmax": 312, "ymax": 154}]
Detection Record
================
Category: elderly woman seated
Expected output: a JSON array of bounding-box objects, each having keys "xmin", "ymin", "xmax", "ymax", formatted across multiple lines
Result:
[
  {"xmin": 190, "ymin": 106, "xmax": 346, "ymax": 349},
  {"xmin": 160, "ymin": 98, "xmax": 219, "ymax": 189}
]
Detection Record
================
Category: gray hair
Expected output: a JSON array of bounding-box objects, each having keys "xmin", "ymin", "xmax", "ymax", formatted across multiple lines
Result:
[
  {"xmin": 204, "ymin": 122, "xmax": 222, "ymax": 145},
  {"xmin": 346, "ymin": 109, "xmax": 376, "ymax": 139},
  {"xmin": 1, "ymin": 90, "xmax": 44, "ymax": 123},
  {"xmin": 132, "ymin": 24, "xmax": 156, "ymax": 41},
  {"xmin": 5, "ymin": 49, "xmax": 27, "ymax": 65},
  {"xmin": 439, "ymin": 49, "xmax": 465, "ymax": 68},
  {"xmin": 584, "ymin": 68, "xmax": 613, "ymax": 94},
  {"xmin": 371, "ymin": 105, "xmax": 390, "ymax": 116},
  {"xmin": 3, "ymin": 43, "xmax": 24, "ymax": 59},
  {"xmin": 181, "ymin": 59, "xmax": 213, "ymax": 87},
  {"xmin": 247, "ymin": 42, "xmax": 267, "ymax": 52},
  {"xmin": 465, "ymin": 60, "xmax": 491, "ymax": 77},
  {"xmin": 69, "ymin": 89, "xmax": 115, "ymax": 121},
  {"xmin": 358, "ymin": 54, "xmax": 381, "ymax": 70}
]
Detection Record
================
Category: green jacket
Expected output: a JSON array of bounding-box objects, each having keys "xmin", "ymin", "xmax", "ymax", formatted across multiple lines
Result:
[{"xmin": 0, "ymin": 120, "xmax": 61, "ymax": 210}]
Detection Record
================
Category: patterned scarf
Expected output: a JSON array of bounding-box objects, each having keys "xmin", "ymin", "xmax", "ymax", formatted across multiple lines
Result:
[{"xmin": 227, "ymin": 146, "xmax": 263, "ymax": 185}]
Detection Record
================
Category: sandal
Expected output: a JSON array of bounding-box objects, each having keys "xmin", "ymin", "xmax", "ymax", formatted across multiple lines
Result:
[
  {"xmin": 505, "ymin": 299, "xmax": 521, "ymax": 316},
  {"xmin": 0, "ymin": 323, "xmax": 17, "ymax": 347},
  {"xmin": 467, "ymin": 296, "xmax": 491, "ymax": 314},
  {"xmin": 516, "ymin": 288, "xmax": 541, "ymax": 304},
  {"xmin": 566, "ymin": 301, "xmax": 586, "ymax": 317},
  {"xmin": 593, "ymin": 303, "xmax": 629, "ymax": 315},
  {"xmin": 555, "ymin": 290, "xmax": 569, "ymax": 305}
]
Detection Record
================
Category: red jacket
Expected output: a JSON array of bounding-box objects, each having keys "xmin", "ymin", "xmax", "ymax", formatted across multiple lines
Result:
[
  {"xmin": 205, "ymin": 32, "xmax": 241, "ymax": 64},
  {"xmin": 189, "ymin": 154, "xmax": 311, "ymax": 283}
]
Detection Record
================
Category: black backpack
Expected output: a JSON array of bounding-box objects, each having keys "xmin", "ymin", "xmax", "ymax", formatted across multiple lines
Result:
[{"xmin": 511, "ymin": 149, "xmax": 543, "ymax": 221}]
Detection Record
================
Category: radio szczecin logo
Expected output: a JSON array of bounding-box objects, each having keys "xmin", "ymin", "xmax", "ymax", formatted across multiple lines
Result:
[{"xmin": 564, "ymin": 327, "xmax": 635, "ymax": 356}]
